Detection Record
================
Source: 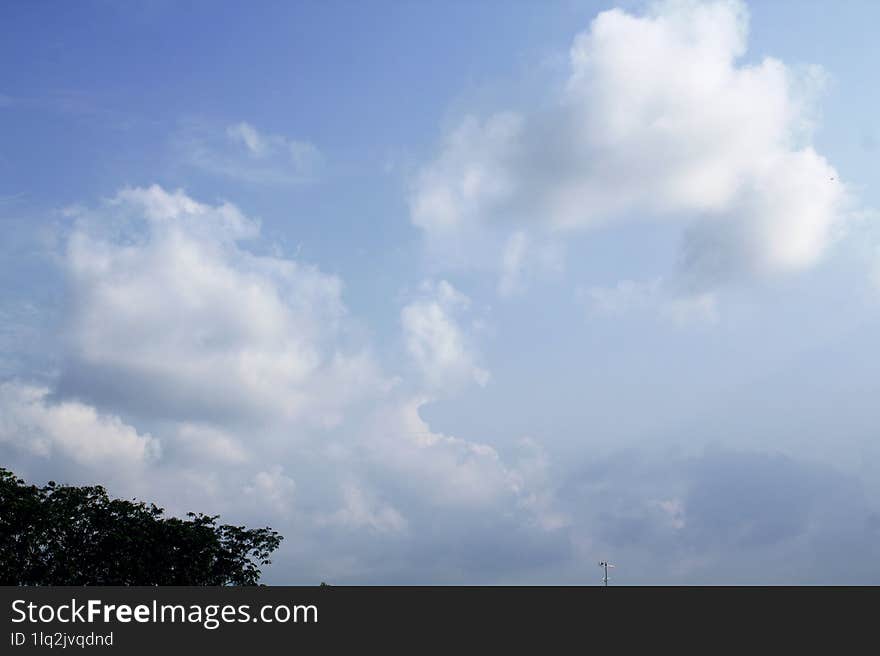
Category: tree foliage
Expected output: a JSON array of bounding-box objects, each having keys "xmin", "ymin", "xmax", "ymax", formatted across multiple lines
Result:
[{"xmin": 0, "ymin": 467, "xmax": 282, "ymax": 585}]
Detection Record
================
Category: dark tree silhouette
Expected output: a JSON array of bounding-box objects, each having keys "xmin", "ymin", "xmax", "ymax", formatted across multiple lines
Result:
[{"xmin": 0, "ymin": 467, "xmax": 282, "ymax": 585}]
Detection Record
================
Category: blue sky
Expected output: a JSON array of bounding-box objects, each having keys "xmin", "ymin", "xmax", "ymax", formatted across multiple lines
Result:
[{"xmin": 2, "ymin": 0, "xmax": 880, "ymax": 583}]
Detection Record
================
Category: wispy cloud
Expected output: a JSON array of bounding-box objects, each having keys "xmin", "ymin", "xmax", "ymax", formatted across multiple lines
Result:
[
  {"xmin": 581, "ymin": 278, "xmax": 718, "ymax": 326},
  {"xmin": 0, "ymin": 90, "xmax": 139, "ymax": 129},
  {"xmin": 175, "ymin": 120, "xmax": 323, "ymax": 185}
]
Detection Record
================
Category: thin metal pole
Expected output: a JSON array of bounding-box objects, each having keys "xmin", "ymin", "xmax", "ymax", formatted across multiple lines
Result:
[{"xmin": 599, "ymin": 560, "xmax": 613, "ymax": 586}]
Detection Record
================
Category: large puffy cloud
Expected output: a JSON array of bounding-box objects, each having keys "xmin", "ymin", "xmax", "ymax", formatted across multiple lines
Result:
[
  {"xmin": 410, "ymin": 0, "xmax": 847, "ymax": 290},
  {"xmin": 58, "ymin": 184, "xmax": 384, "ymax": 429}
]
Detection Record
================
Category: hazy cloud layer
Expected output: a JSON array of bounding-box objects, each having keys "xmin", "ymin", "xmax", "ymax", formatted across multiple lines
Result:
[
  {"xmin": 559, "ymin": 447, "xmax": 880, "ymax": 584},
  {"xmin": 581, "ymin": 278, "xmax": 719, "ymax": 325}
]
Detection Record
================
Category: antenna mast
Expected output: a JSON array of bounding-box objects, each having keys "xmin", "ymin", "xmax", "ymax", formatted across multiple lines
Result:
[{"xmin": 598, "ymin": 561, "xmax": 615, "ymax": 586}]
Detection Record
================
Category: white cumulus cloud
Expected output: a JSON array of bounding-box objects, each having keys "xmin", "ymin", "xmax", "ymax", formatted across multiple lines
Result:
[
  {"xmin": 59, "ymin": 184, "xmax": 386, "ymax": 429},
  {"xmin": 401, "ymin": 280, "xmax": 490, "ymax": 393},
  {"xmin": 0, "ymin": 382, "xmax": 159, "ymax": 468},
  {"xmin": 410, "ymin": 0, "xmax": 847, "ymax": 291}
]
